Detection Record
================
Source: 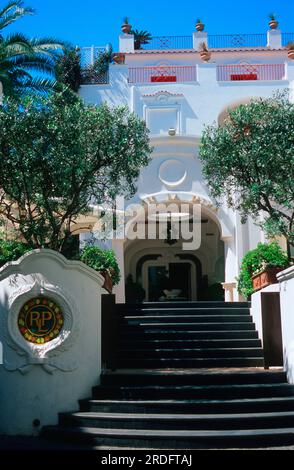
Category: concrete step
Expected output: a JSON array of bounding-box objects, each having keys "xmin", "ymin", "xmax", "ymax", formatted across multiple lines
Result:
[
  {"xmin": 42, "ymin": 425, "xmax": 294, "ymax": 449},
  {"xmin": 115, "ymin": 357, "xmax": 265, "ymax": 368},
  {"xmin": 119, "ymin": 339, "xmax": 262, "ymax": 349},
  {"xmin": 121, "ymin": 308, "xmax": 251, "ymax": 316},
  {"xmin": 122, "ymin": 301, "xmax": 251, "ymax": 309},
  {"xmin": 59, "ymin": 410, "xmax": 294, "ymax": 430},
  {"xmin": 120, "ymin": 330, "xmax": 259, "ymax": 340},
  {"xmin": 122, "ymin": 315, "xmax": 253, "ymax": 324},
  {"xmin": 80, "ymin": 396, "xmax": 294, "ymax": 415},
  {"xmin": 117, "ymin": 348, "xmax": 264, "ymax": 359},
  {"xmin": 101, "ymin": 369, "xmax": 284, "ymax": 386},
  {"xmin": 92, "ymin": 382, "xmax": 294, "ymax": 401},
  {"xmin": 121, "ymin": 322, "xmax": 256, "ymax": 331}
]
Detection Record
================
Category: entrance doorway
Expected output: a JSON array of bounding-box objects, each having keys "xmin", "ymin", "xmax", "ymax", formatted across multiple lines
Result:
[{"xmin": 148, "ymin": 262, "xmax": 192, "ymax": 301}]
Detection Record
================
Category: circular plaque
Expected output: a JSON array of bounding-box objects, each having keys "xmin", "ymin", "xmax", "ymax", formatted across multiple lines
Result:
[
  {"xmin": 18, "ymin": 297, "xmax": 64, "ymax": 344},
  {"xmin": 159, "ymin": 160, "xmax": 187, "ymax": 187}
]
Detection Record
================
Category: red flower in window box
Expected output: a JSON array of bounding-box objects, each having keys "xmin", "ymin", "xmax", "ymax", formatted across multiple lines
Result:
[
  {"xmin": 151, "ymin": 75, "xmax": 177, "ymax": 82},
  {"xmin": 230, "ymin": 73, "xmax": 257, "ymax": 81}
]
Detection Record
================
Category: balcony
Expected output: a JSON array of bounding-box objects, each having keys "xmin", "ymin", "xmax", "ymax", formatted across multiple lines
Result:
[
  {"xmin": 217, "ymin": 64, "xmax": 286, "ymax": 81},
  {"xmin": 140, "ymin": 32, "xmax": 294, "ymax": 51},
  {"xmin": 128, "ymin": 66, "xmax": 197, "ymax": 84}
]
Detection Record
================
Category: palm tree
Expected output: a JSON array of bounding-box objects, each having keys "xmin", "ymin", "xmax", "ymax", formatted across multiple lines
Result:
[
  {"xmin": 0, "ymin": 1, "xmax": 64, "ymax": 97},
  {"xmin": 131, "ymin": 29, "xmax": 152, "ymax": 50}
]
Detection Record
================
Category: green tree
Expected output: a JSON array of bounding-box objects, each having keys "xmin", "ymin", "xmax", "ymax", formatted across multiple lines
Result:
[
  {"xmin": 54, "ymin": 46, "xmax": 82, "ymax": 92},
  {"xmin": 0, "ymin": 91, "xmax": 152, "ymax": 251},
  {"xmin": 199, "ymin": 93, "xmax": 294, "ymax": 249},
  {"xmin": 0, "ymin": 1, "xmax": 63, "ymax": 97}
]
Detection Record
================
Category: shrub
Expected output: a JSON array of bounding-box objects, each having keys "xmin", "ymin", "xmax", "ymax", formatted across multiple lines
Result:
[
  {"xmin": 79, "ymin": 246, "xmax": 120, "ymax": 286},
  {"xmin": 0, "ymin": 238, "xmax": 31, "ymax": 267},
  {"xmin": 237, "ymin": 242, "xmax": 289, "ymax": 298},
  {"xmin": 125, "ymin": 274, "xmax": 145, "ymax": 303}
]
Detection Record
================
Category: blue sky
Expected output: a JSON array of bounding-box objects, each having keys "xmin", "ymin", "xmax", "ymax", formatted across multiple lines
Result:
[{"xmin": 6, "ymin": 0, "xmax": 294, "ymax": 49}]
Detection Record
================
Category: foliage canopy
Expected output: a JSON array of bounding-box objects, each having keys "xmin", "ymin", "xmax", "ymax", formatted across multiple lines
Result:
[
  {"xmin": 0, "ymin": 91, "xmax": 152, "ymax": 252},
  {"xmin": 199, "ymin": 93, "xmax": 294, "ymax": 248}
]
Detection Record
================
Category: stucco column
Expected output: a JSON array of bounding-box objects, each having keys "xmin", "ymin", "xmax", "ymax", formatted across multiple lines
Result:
[
  {"xmin": 119, "ymin": 34, "xmax": 134, "ymax": 53},
  {"xmin": 266, "ymin": 29, "xmax": 282, "ymax": 49},
  {"xmin": 112, "ymin": 238, "xmax": 126, "ymax": 303},
  {"xmin": 222, "ymin": 236, "xmax": 238, "ymax": 301},
  {"xmin": 193, "ymin": 32, "xmax": 208, "ymax": 50}
]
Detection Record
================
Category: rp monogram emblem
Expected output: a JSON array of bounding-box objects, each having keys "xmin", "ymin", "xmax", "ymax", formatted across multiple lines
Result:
[{"xmin": 18, "ymin": 297, "xmax": 64, "ymax": 344}]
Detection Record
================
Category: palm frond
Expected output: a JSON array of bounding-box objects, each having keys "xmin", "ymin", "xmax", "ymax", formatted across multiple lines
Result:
[
  {"xmin": 0, "ymin": 1, "xmax": 34, "ymax": 31},
  {"xmin": 30, "ymin": 37, "xmax": 65, "ymax": 50}
]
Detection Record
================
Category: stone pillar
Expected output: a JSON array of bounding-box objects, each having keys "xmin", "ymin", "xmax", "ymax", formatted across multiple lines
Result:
[
  {"xmin": 193, "ymin": 31, "xmax": 208, "ymax": 50},
  {"xmin": 267, "ymin": 29, "xmax": 282, "ymax": 49},
  {"xmin": 222, "ymin": 236, "xmax": 238, "ymax": 301},
  {"xmin": 119, "ymin": 34, "xmax": 134, "ymax": 53},
  {"xmin": 112, "ymin": 238, "xmax": 126, "ymax": 303}
]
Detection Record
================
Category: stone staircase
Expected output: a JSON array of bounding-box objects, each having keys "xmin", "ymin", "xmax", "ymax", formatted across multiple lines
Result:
[{"xmin": 43, "ymin": 301, "xmax": 294, "ymax": 448}]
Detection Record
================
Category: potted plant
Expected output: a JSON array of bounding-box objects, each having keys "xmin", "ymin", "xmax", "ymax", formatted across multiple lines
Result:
[
  {"xmin": 268, "ymin": 13, "xmax": 279, "ymax": 30},
  {"xmin": 121, "ymin": 16, "xmax": 132, "ymax": 34},
  {"xmin": 195, "ymin": 18, "xmax": 205, "ymax": 32},
  {"xmin": 287, "ymin": 42, "xmax": 294, "ymax": 60},
  {"xmin": 237, "ymin": 242, "xmax": 289, "ymax": 299},
  {"xmin": 79, "ymin": 246, "xmax": 120, "ymax": 293},
  {"xmin": 199, "ymin": 41, "xmax": 211, "ymax": 62},
  {"xmin": 112, "ymin": 52, "xmax": 125, "ymax": 64}
]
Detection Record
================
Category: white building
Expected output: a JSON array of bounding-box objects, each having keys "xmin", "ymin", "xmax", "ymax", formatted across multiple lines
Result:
[{"xmin": 79, "ymin": 26, "xmax": 294, "ymax": 304}]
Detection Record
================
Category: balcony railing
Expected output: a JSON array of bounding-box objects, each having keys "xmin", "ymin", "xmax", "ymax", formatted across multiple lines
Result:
[
  {"xmin": 217, "ymin": 64, "xmax": 286, "ymax": 81},
  {"xmin": 140, "ymin": 32, "xmax": 294, "ymax": 50},
  {"xmin": 282, "ymin": 32, "xmax": 294, "ymax": 46},
  {"xmin": 141, "ymin": 36, "xmax": 193, "ymax": 50},
  {"xmin": 128, "ymin": 65, "xmax": 197, "ymax": 84},
  {"xmin": 208, "ymin": 33, "xmax": 267, "ymax": 49}
]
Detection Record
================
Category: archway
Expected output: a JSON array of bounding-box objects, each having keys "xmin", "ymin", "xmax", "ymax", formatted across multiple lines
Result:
[{"xmin": 124, "ymin": 206, "xmax": 225, "ymax": 302}]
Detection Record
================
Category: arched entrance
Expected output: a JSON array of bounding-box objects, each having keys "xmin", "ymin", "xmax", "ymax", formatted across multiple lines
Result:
[{"xmin": 124, "ymin": 208, "xmax": 225, "ymax": 302}]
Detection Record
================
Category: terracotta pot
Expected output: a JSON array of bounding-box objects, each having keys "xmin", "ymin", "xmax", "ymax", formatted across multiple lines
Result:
[
  {"xmin": 101, "ymin": 271, "xmax": 113, "ymax": 294},
  {"xmin": 196, "ymin": 23, "xmax": 205, "ymax": 32},
  {"xmin": 288, "ymin": 50, "xmax": 294, "ymax": 60},
  {"xmin": 269, "ymin": 20, "xmax": 278, "ymax": 30},
  {"xmin": 252, "ymin": 267, "xmax": 284, "ymax": 292},
  {"xmin": 113, "ymin": 53, "xmax": 125, "ymax": 64},
  {"xmin": 200, "ymin": 51, "xmax": 211, "ymax": 62},
  {"xmin": 121, "ymin": 23, "xmax": 131, "ymax": 34}
]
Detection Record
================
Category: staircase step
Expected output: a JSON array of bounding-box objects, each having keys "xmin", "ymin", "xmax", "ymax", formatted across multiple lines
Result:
[
  {"xmin": 115, "ymin": 357, "xmax": 265, "ymax": 368},
  {"xmin": 59, "ymin": 410, "xmax": 294, "ymax": 430},
  {"xmin": 121, "ymin": 308, "xmax": 251, "ymax": 316},
  {"xmin": 92, "ymin": 382, "xmax": 294, "ymax": 400},
  {"xmin": 119, "ymin": 339, "xmax": 262, "ymax": 349},
  {"xmin": 122, "ymin": 301, "xmax": 251, "ymax": 309},
  {"xmin": 80, "ymin": 396, "xmax": 294, "ymax": 415},
  {"xmin": 117, "ymin": 348, "xmax": 264, "ymax": 359},
  {"xmin": 121, "ymin": 323, "xmax": 256, "ymax": 331},
  {"xmin": 122, "ymin": 315, "xmax": 253, "ymax": 324},
  {"xmin": 101, "ymin": 369, "xmax": 284, "ymax": 386},
  {"xmin": 120, "ymin": 330, "xmax": 259, "ymax": 340},
  {"xmin": 42, "ymin": 425, "xmax": 294, "ymax": 449}
]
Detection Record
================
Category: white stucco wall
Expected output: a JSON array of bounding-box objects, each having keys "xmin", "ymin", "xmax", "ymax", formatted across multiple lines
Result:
[
  {"xmin": 0, "ymin": 250, "xmax": 104, "ymax": 435},
  {"xmin": 251, "ymin": 283, "xmax": 280, "ymax": 344},
  {"xmin": 277, "ymin": 266, "xmax": 294, "ymax": 384}
]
